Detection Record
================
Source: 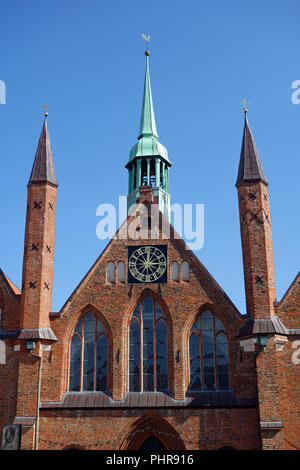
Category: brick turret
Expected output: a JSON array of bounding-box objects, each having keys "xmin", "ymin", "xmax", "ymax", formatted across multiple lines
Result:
[
  {"xmin": 236, "ymin": 113, "xmax": 276, "ymax": 319},
  {"xmin": 20, "ymin": 117, "xmax": 58, "ymax": 330},
  {"xmin": 236, "ymin": 112, "xmax": 285, "ymax": 450}
]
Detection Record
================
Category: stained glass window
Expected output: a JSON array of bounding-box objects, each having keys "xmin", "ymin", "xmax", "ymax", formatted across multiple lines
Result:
[
  {"xmin": 189, "ymin": 334, "xmax": 201, "ymax": 391},
  {"xmin": 69, "ymin": 313, "xmax": 108, "ymax": 392},
  {"xmin": 189, "ymin": 310, "xmax": 229, "ymax": 390},
  {"xmin": 156, "ymin": 320, "xmax": 168, "ymax": 390},
  {"xmin": 129, "ymin": 296, "xmax": 168, "ymax": 392},
  {"xmin": 69, "ymin": 335, "xmax": 81, "ymax": 391},
  {"xmin": 216, "ymin": 333, "xmax": 229, "ymax": 389},
  {"xmin": 129, "ymin": 319, "xmax": 141, "ymax": 392},
  {"xmin": 201, "ymin": 311, "xmax": 215, "ymax": 389}
]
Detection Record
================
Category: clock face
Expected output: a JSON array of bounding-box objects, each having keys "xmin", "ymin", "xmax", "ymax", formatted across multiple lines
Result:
[{"xmin": 128, "ymin": 245, "xmax": 168, "ymax": 284}]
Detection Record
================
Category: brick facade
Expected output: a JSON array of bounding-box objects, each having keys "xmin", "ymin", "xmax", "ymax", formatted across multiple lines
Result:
[{"xmin": 0, "ymin": 112, "xmax": 299, "ymax": 450}]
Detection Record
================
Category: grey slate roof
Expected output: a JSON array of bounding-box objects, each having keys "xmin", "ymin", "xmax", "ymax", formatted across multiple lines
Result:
[
  {"xmin": 28, "ymin": 118, "xmax": 58, "ymax": 187},
  {"xmin": 0, "ymin": 327, "xmax": 58, "ymax": 341},
  {"xmin": 236, "ymin": 115, "xmax": 268, "ymax": 187},
  {"xmin": 236, "ymin": 315, "xmax": 297, "ymax": 338},
  {"xmin": 40, "ymin": 390, "xmax": 255, "ymax": 409},
  {"xmin": 18, "ymin": 327, "xmax": 58, "ymax": 341}
]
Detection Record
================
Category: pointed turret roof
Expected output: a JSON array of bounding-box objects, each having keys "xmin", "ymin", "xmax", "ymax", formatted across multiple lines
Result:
[
  {"xmin": 138, "ymin": 52, "xmax": 159, "ymax": 140},
  {"xmin": 236, "ymin": 114, "xmax": 267, "ymax": 187},
  {"xmin": 28, "ymin": 117, "xmax": 58, "ymax": 187},
  {"xmin": 127, "ymin": 51, "xmax": 171, "ymax": 166}
]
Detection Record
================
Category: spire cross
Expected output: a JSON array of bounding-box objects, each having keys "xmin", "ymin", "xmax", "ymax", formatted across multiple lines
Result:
[
  {"xmin": 142, "ymin": 34, "xmax": 150, "ymax": 54},
  {"xmin": 42, "ymin": 102, "xmax": 51, "ymax": 117},
  {"xmin": 240, "ymin": 98, "xmax": 250, "ymax": 113}
]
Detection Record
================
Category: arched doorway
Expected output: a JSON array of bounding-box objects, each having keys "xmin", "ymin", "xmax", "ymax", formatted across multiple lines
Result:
[
  {"xmin": 119, "ymin": 414, "xmax": 185, "ymax": 450},
  {"xmin": 139, "ymin": 435, "xmax": 167, "ymax": 450}
]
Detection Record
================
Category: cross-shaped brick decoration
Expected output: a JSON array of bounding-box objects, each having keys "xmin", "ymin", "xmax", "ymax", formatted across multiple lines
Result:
[{"xmin": 33, "ymin": 201, "xmax": 42, "ymax": 209}]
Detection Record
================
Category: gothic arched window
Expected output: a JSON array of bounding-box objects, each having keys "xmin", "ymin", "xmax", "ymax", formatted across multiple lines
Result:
[
  {"xmin": 189, "ymin": 310, "xmax": 229, "ymax": 390},
  {"xmin": 129, "ymin": 296, "xmax": 168, "ymax": 392},
  {"xmin": 69, "ymin": 312, "xmax": 108, "ymax": 392}
]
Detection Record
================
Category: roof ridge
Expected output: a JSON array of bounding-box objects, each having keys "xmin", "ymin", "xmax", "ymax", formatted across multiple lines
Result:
[
  {"xmin": 275, "ymin": 271, "xmax": 300, "ymax": 306},
  {"xmin": 0, "ymin": 268, "xmax": 21, "ymax": 295}
]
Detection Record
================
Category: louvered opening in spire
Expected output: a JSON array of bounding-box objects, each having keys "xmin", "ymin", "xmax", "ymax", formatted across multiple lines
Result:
[
  {"xmin": 236, "ymin": 115, "xmax": 268, "ymax": 187},
  {"xmin": 28, "ymin": 118, "xmax": 58, "ymax": 187}
]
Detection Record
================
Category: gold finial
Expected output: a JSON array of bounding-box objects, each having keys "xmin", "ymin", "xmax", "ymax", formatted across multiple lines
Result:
[
  {"xmin": 42, "ymin": 102, "xmax": 51, "ymax": 117},
  {"xmin": 142, "ymin": 33, "xmax": 150, "ymax": 56},
  {"xmin": 240, "ymin": 98, "xmax": 250, "ymax": 113}
]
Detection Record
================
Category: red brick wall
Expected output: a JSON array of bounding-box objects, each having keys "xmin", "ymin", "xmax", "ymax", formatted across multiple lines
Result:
[
  {"xmin": 275, "ymin": 273, "xmax": 300, "ymax": 329},
  {"xmin": 35, "ymin": 409, "xmax": 260, "ymax": 450},
  {"xmin": 255, "ymin": 337, "xmax": 284, "ymax": 449},
  {"xmin": 20, "ymin": 183, "xmax": 57, "ymax": 330},
  {"xmin": 237, "ymin": 181, "xmax": 276, "ymax": 318},
  {"xmin": 0, "ymin": 343, "xmax": 19, "ymax": 444},
  {"xmin": 1, "ymin": 197, "xmax": 298, "ymax": 451},
  {"xmin": 274, "ymin": 336, "xmax": 300, "ymax": 450},
  {"xmin": 46, "ymin": 227, "xmax": 250, "ymax": 403},
  {"xmin": 7, "ymin": 217, "xmax": 259, "ymax": 450},
  {"xmin": 0, "ymin": 275, "xmax": 21, "ymax": 443},
  {"xmin": 0, "ymin": 275, "xmax": 21, "ymax": 332},
  {"xmin": 275, "ymin": 277, "xmax": 300, "ymax": 450}
]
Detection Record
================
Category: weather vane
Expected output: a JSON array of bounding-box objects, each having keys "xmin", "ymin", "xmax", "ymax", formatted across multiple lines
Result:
[
  {"xmin": 142, "ymin": 34, "xmax": 150, "ymax": 56},
  {"xmin": 42, "ymin": 102, "xmax": 51, "ymax": 117},
  {"xmin": 240, "ymin": 98, "xmax": 249, "ymax": 113}
]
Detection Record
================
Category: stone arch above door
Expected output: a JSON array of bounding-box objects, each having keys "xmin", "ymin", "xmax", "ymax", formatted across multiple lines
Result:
[{"xmin": 119, "ymin": 414, "xmax": 185, "ymax": 450}]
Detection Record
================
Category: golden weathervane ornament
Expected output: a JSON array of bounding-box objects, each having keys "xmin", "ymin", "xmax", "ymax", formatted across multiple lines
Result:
[
  {"xmin": 142, "ymin": 33, "xmax": 150, "ymax": 56},
  {"xmin": 42, "ymin": 102, "xmax": 51, "ymax": 117},
  {"xmin": 240, "ymin": 98, "xmax": 250, "ymax": 113}
]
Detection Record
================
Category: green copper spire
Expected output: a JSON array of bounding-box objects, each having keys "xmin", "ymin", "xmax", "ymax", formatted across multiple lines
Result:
[
  {"xmin": 126, "ymin": 45, "xmax": 172, "ymax": 221},
  {"xmin": 138, "ymin": 53, "xmax": 159, "ymax": 140},
  {"xmin": 128, "ymin": 51, "xmax": 170, "ymax": 164}
]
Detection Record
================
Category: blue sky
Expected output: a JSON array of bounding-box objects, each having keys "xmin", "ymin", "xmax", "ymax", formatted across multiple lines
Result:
[{"xmin": 0, "ymin": 0, "xmax": 299, "ymax": 314}]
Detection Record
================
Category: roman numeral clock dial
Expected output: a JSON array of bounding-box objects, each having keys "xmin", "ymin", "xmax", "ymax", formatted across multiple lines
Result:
[{"xmin": 127, "ymin": 245, "xmax": 168, "ymax": 284}]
